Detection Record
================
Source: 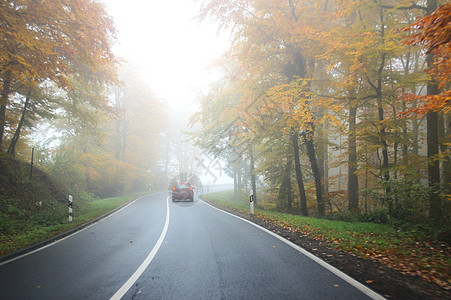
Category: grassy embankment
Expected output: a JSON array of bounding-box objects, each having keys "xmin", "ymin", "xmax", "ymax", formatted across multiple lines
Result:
[
  {"xmin": 0, "ymin": 192, "xmax": 149, "ymax": 257},
  {"xmin": 202, "ymin": 190, "xmax": 450, "ymax": 288}
]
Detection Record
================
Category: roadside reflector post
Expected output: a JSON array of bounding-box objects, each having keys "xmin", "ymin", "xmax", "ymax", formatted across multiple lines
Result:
[
  {"xmin": 250, "ymin": 190, "xmax": 254, "ymax": 216},
  {"xmin": 68, "ymin": 195, "xmax": 73, "ymax": 223}
]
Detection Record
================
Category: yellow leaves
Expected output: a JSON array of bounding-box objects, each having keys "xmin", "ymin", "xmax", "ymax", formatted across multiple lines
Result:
[
  {"xmin": 264, "ymin": 78, "xmax": 342, "ymax": 135},
  {"xmin": 0, "ymin": 0, "xmax": 117, "ymax": 91}
]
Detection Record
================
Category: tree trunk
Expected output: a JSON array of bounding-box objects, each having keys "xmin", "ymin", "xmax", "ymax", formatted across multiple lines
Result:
[
  {"xmin": 372, "ymin": 1, "xmax": 391, "ymax": 212},
  {"xmin": 412, "ymin": 100, "xmax": 420, "ymax": 156},
  {"xmin": 292, "ymin": 133, "xmax": 308, "ymax": 215},
  {"xmin": 323, "ymin": 131, "xmax": 330, "ymax": 213},
  {"xmin": 114, "ymin": 90, "xmax": 122, "ymax": 160},
  {"xmin": 444, "ymin": 113, "xmax": 451, "ymax": 194},
  {"xmin": 278, "ymin": 157, "xmax": 293, "ymax": 212},
  {"xmin": 8, "ymin": 91, "xmax": 32, "ymax": 156},
  {"xmin": 302, "ymin": 130, "xmax": 325, "ymax": 216},
  {"xmin": 427, "ymin": 109, "xmax": 441, "ymax": 225},
  {"xmin": 121, "ymin": 113, "xmax": 127, "ymax": 161},
  {"xmin": 348, "ymin": 104, "xmax": 359, "ymax": 213},
  {"xmin": 233, "ymin": 171, "xmax": 238, "ymax": 200},
  {"xmin": 0, "ymin": 70, "xmax": 12, "ymax": 149},
  {"xmin": 426, "ymin": 0, "xmax": 441, "ymax": 226},
  {"xmin": 439, "ymin": 113, "xmax": 450, "ymax": 192},
  {"xmin": 249, "ymin": 146, "xmax": 257, "ymax": 207},
  {"xmin": 318, "ymin": 114, "xmax": 330, "ymax": 212}
]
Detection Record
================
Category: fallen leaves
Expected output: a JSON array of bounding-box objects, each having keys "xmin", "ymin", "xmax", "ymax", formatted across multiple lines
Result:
[{"xmin": 260, "ymin": 212, "xmax": 451, "ymax": 289}]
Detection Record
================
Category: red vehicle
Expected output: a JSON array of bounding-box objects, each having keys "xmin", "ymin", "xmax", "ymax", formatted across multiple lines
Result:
[{"xmin": 172, "ymin": 183, "xmax": 194, "ymax": 202}]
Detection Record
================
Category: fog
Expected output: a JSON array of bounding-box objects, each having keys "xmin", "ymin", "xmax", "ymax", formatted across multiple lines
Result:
[{"xmin": 102, "ymin": 0, "xmax": 232, "ymax": 187}]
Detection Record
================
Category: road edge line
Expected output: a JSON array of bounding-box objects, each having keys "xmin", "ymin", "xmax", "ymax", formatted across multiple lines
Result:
[
  {"xmin": 109, "ymin": 196, "xmax": 170, "ymax": 300},
  {"xmin": 0, "ymin": 193, "xmax": 161, "ymax": 266},
  {"xmin": 200, "ymin": 200, "xmax": 386, "ymax": 300}
]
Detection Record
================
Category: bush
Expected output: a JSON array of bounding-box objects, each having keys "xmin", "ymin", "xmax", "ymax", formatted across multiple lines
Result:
[
  {"xmin": 325, "ymin": 209, "xmax": 390, "ymax": 224},
  {"xmin": 361, "ymin": 209, "xmax": 390, "ymax": 224},
  {"xmin": 386, "ymin": 179, "xmax": 430, "ymax": 224},
  {"xmin": 365, "ymin": 179, "xmax": 431, "ymax": 224}
]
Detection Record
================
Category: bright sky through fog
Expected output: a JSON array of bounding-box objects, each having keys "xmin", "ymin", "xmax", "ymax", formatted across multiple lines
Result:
[{"xmin": 103, "ymin": 0, "xmax": 229, "ymax": 108}]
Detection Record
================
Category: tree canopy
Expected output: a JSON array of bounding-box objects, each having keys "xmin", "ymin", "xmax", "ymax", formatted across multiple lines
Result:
[{"xmin": 193, "ymin": 0, "xmax": 450, "ymax": 225}]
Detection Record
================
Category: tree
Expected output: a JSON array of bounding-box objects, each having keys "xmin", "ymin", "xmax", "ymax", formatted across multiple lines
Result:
[
  {"xmin": 197, "ymin": 0, "xmax": 448, "ymax": 221},
  {"xmin": 403, "ymin": 3, "xmax": 451, "ymax": 115},
  {"xmin": 0, "ymin": 0, "xmax": 117, "ymax": 149},
  {"xmin": 199, "ymin": 0, "xmax": 333, "ymax": 216},
  {"xmin": 403, "ymin": 2, "xmax": 450, "ymax": 226}
]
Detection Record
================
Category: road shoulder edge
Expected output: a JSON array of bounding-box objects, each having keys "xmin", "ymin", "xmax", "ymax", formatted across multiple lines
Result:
[
  {"xmin": 0, "ymin": 192, "xmax": 163, "ymax": 265},
  {"xmin": 200, "ymin": 199, "xmax": 386, "ymax": 300}
]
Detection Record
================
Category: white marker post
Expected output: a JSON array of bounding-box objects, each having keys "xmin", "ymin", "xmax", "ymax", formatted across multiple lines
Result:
[
  {"xmin": 250, "ymin": 190, "xmax": 254, "ymax": 216},
  {"xmin": 68, "ymin": 195, "xmax": 73, "ymax": 223}
]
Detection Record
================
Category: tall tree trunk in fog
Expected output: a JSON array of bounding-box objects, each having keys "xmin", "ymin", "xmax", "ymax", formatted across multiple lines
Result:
[
  {"xmin": 121, "ymin": 114, "xmax": 127, "ymax": 161},
  {"xmin": 302, "ymin": 130, "xmax": 325, "ymax": 216},
  {"xmin": 233, "ymin": 171, "xmax": 238, "ymax": 200},
  {"xmin": 439, "ymin": 113, "xmax": 450, "ymax": 193},
  {"xmin": 238, "ymin": 168, "xmax": 242, "ymax": 192},
  {"xmin": 323, "ymin": 142, "xmax": 329, "ymax": 213},
  {"xmin": 426, "ymin": 0, "xmax": 442, "ymax": 226},
  {"xmin": 317, "ymin": 114, "xmax": 329, "ymax": 213},
  {"xmin": 427, "ymin": 95, "xmax": 441, "ymax": 225},
  {"xmin": 250, "ymin": 146, "xmax": 257, "ymax": 207},
  {"xmin": 443, "ymin": 114, "xmax": 451, "ymax": 194},
  {"xmin": 8, "ymin": 90, "xmax": 31, "ymax": 156},
  {"xmin": 0, "ymin": 70, "xmax": 12, "ymax": 149},
  {"xmin": 114, "ymin": 91, "xmax": 122, "ymax": 160},
  {"xmin": 371, "ymin": 4, "xmax": 391, "ymax": 205},
  {"xmin": 292, "ymin": 133, "xmax": 308, "ymax": 216},
  {"xmin": 282, "ymin": 49, "xmax": 308, "ymax": 214},
  {"xmin": 278, "ymin": 156, "xmax": 294, "ymax": 212},
  {"xmin": 348, "ymin": 103, "xmax": 359, "ymax": 213},
  {"xmin": 411, "ymin": 53, "xmax": 421, "ymax": 158}
]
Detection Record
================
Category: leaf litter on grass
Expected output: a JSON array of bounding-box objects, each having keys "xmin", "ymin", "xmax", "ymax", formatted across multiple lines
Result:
[{"xmin": 257, "ymin": 211, "xmax": 451, "ymax": 289}]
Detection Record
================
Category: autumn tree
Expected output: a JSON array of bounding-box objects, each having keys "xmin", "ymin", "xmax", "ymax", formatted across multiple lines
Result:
[
  {"xmin": 189, "ymin": 60, "xmax": 246, "ymax": 192},
  {"xmin": 199, "ymin": 0, "xmax": 334, "ymax": 216},
  {"xmin": 403, "ymin": 2, "xmax": 450, "ymax": 226},
  {"xmin": 0, "ymin": 0, "xmax": 117, "ymax": 150},
  {"xmin": 108, "ymin": 66, "xmax": 167, "ymax": 193},
  {"xmin": 196, "ymin": 0, "xmax": 448, "ymax": 222},
  {"xmin": 41, "ymin": 65, "xmax": 167, "ymax": 197}
]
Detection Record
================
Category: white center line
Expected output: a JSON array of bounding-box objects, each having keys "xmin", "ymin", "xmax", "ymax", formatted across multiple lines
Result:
[{"xmin": 110, "ymin": 196, "xmax": 170, "ymax": 300}]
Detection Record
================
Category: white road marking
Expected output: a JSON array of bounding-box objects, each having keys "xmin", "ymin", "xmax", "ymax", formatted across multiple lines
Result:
[
  {"xmin": 110, "ymin": 196, "xmax": 170, "ymax": 300},
  {"xmin": 200, "ymin": 200, "xmax": 386, "ymax": 300},
  {"xmin": 0, "ymin": 195, "xmax": 152, "ymax": 267}
]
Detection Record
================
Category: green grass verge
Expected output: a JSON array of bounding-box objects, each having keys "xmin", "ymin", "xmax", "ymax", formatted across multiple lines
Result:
[
  {"xmin": 202, "ymin": 190, "xmax": 450, "ymax": 287},
  {"xmin": 0, "ymin": 191, "xmax": 150, "ymax": 257},
  {"xmin": 202, "ymin": 190, "xmax": 249, "ymax": 211}
]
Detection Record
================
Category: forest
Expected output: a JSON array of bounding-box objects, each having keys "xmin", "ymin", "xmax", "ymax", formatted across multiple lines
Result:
[
  {"xmin": 191, "ymin": 0, "xmax": 450, "ymax": 230},
  {"xmin": 0, "ymin": 0, "xmax": 449, "ymax": 233},
  {"xmin": 0, "ymin": 1, "xmax": 185, "ymax": 202}
]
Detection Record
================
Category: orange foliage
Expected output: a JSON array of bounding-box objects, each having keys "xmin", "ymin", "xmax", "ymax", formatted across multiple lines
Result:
[
  {"xmin": 0, "ymin": 0, "xmax": 117, "ymax": 90},
  {"xmin": 402, "ymin": 3, "xmax": 451, "ymax": 115}
]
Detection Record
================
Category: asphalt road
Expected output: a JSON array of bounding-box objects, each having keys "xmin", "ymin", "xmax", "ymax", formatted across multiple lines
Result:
[{"xmin": 0, "ymin": 190, "xmax": 384, "ymax": 300}]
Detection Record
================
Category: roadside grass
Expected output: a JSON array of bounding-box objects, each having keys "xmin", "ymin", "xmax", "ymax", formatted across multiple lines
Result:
[
  {"xmin": 202, "ymin": 190, "xmax": 450, "ymax": 288},
  {"xmin": 0, "ymin": 191, "xmax": 150, "ymax": 257},
  {"xmin": 202, "ymin": 189, "xmax": 249, "ymax": 211}
]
